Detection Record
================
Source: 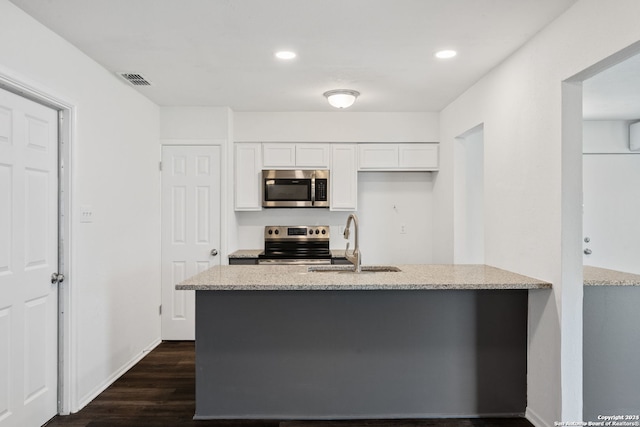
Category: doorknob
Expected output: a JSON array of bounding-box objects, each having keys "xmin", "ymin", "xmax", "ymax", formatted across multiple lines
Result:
[
  {"xmin": 51, "ymin": 272, "xmax": 65, "ymax": 284},
  {"xmin": 210, "ymin": 249, "xmax": 218, "ymax": 257},
  {"xmin": 584, "ymin": 248, "xmax": 592, "ymax": 255}
]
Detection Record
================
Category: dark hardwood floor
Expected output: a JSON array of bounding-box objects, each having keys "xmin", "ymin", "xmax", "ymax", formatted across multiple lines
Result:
[{"xmin": 44, "ymin": 341, "xmax": 533, "ymax": 427}]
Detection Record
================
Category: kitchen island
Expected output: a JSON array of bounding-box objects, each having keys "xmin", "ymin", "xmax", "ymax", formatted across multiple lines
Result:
[{"xmin": 176, "ymin": 264, "xmax": 550, "ymax": 420}]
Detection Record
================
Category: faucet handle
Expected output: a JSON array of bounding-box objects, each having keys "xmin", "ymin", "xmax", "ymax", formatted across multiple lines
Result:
[{"xmin": 343, "ymin": 228, "xmax": 350, "ymax": 239}]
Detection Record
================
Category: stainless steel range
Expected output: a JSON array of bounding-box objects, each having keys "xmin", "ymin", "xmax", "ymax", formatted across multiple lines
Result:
[{"xmin": 258, "ymin": 225, "xmax": 331, "ymax": 265}]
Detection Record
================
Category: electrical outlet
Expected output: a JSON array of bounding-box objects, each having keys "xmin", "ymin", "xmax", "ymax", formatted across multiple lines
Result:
[
  {"xmin": 400, "ymin": 224, "xmax": 406, "ymax": 234},
  {"xmin": 80, "ymin": 205, "xmax": 94, "ymax": 223}
]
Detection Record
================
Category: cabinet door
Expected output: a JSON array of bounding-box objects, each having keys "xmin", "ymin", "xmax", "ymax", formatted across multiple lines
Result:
[
  {"xmin": 358, "ymin": 144, "xmax": 398, "ymax": 170},
  {"xmin": 296, "ymin": 143, "xmax": 330, "ymax": 168},
  {"xmin": 263, "ymin": 143, "xmax": 296, "ymax": 168},
  {"xmin": 235, "ymin": 143, "xmax": 262, "ymax": 210},
  {"xmin": 399, "ymin": 144, "xmax": 439, "ymax": 170},
  {"xmin": 330, "ymin": 144, "xmax": 358, "ymax": 211}
]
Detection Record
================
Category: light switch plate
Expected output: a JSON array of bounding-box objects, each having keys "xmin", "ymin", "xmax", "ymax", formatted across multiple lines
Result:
[{"xmin": 80, "ymin": 205, "xmax": 94, "ymax": 223}]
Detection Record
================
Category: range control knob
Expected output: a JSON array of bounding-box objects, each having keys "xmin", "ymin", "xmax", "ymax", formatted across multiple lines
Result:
[
  {"xmin": 274, "ymin": 229, "xmax": 279, "ymax": 235},
  {"xmin": 309, "ymin": 229, "xmax": 313, "ymax": 235},
  {"xmin": 268, "ymin": 229, "xmax": 273, "ymax": 235},
  {"xmin": 315, "ymin": 229, "xmax": 320, "ymax": 234},
  {"xmin": 321, "ymin": 229, "xmax": 326, "ymax": 234}
]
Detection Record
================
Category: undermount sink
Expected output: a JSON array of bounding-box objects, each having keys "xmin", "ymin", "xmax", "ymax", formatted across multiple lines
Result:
[{"xmin": 308, "ymin": 265, "xmax": 401, "ymax": 274}]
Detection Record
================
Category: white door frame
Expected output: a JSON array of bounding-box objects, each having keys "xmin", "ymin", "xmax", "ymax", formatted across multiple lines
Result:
[{"xmin": 0, "ymin": 70, "xmax": 75, "ymax": 415}]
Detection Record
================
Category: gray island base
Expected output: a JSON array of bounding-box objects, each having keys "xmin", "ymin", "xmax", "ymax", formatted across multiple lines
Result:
[
  {"xmin": 195, "ymin": 290, "xmax": 528, "ymax": 420},
  {"xmin": 181, "ymin": 265, "xmax": 551, "ymax": 420}
]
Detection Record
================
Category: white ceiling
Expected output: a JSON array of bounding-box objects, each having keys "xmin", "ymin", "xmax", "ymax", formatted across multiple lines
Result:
[{"xmin": 10, "ymin": 0, "xmax": 582, "ymax": 112}]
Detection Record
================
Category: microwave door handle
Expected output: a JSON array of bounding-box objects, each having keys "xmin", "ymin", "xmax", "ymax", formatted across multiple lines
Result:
[{"xmin": 310, "ymin": 171, "xmax": 316, "ymax": 206}]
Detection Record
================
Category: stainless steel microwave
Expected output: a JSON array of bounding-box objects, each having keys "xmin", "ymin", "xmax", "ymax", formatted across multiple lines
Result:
[{"xmin": 262, "ymin": 169, "xmax": 329, "ymax": 208}]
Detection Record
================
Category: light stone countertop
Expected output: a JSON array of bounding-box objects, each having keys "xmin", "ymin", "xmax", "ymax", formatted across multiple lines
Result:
[
  {"xmin": 227, "ymin": 249, "xmax": 264, "ymax": 258},
  {"xmin": 584, "ymin": 266, "xmax": 640, "ymax": 286},
  {"xmin": 176, "ymin": 264, "xmax": 551, "ymax": 291}
]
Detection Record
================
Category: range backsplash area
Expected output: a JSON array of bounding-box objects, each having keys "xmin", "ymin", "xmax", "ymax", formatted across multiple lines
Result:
[{"xmin": 235, "ymin": 171, "xmax": 434, "ymax": 265}]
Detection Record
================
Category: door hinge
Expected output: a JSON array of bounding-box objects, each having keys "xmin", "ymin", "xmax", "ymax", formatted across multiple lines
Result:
[{"xmin": 159, "ymin": 304, "xmax": 162, "ymax": 315}]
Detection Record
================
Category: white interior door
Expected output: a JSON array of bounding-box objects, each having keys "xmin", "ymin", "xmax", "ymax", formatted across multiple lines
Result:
[
  {"xmin": 0, "ymin": 88, "xmax": 59, "ymax": 426},
  {"xmin": 161, "ymin": 145, "xmax": 221, "ymax": 340}
]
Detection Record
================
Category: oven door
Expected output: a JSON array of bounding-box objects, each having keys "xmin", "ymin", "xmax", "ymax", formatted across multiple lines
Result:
[{"xmin": 262, "ymin": 170, "xmax": 313, "ymax": 208}]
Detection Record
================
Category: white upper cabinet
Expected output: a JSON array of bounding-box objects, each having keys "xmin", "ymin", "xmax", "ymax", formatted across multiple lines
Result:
[
  {"xmin": 358, "ymin": 143, "xmax": 439, "ymax": 171},
  {"xmin": 358, "ymin": 144, "xmax": 398, "ymax": 169},
  {"xmin": 398, "ymin": 144, "xmax": 439, "ymax": 169},
  {"xmin": 234, "ymin": 143, "xmax": 262, "ymax": 211},
  {"xmin": 296, "ymin": 144, "xmax": 330, "ymax": 168},
  {"xmin": 262, "ymin": 143, "xmax": 296, "ymax": 167},
  {"xmin": 330, "ymin": 144, "xmax": 358, "ymax": 211},
  {"xmin": 263, "ymin": 143, "xmax": 330, "ymax": 169}
]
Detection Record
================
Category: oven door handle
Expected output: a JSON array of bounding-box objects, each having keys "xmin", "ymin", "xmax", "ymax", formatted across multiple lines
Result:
[
  {"xmin": 310, "ymin": 171, "xmax": 316, "ymax": 205},
  {"xmin": 257, "ymin": 259, "xmax": 331, "ymax": 266}
]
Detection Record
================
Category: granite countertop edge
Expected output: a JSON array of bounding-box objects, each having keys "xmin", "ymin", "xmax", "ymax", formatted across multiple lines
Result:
[
  {"xmin": 176, "ymin": 264, "xmax": 552, "ymax": 291},
  {"xmin": 583, "ymin": 266, "xmax": 640, "ymax": 287}
]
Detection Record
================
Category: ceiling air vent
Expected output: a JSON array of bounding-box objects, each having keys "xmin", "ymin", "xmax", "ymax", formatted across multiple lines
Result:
[{"xmin": 117, "ymin": 72, "xmax": 152, "ymax": 86}]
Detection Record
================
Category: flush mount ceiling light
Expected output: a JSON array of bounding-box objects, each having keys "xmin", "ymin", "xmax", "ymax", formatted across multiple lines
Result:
[
  {"xmin": 435, "ymin": 49, "xmax": 457, "ymax": 59},
  {"xmin": 275, "ymin": 51, "xmax": 297, "ymax": 60},
  {"xmin": 323, "ymin": 89, "xmax": 360, "ymax": 109}
]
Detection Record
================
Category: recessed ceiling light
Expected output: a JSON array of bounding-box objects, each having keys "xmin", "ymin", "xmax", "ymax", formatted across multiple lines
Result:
[
  {"xmin": 275, "ymin": 51, "xmax": 297, "ymax": 60},
  {"xmin": 435, "ymin": 50, "xmax": 457, "ymax": 59}
]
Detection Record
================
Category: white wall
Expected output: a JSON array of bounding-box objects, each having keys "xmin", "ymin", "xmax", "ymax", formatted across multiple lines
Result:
[
  {"xmin": 160, "ymin": 106, "xmax": 230, "ymax": 140},
  {"xmin": 583, "ymin": 120, "xmax": 635, "ymax": 153},
  {"xmin": 583, "ymin": 120, "xmax": 640, "ymax": 274},
  {"xmin": 357, "ymin": 172, "xmax": 433, "ymax": 265},
  {"xmin": 232, "ymin": 112, "xmax": 438, "ymax": 264},
  {"xmin": 234, "ymin": 112, "xmax": 439, "ymax": 142},
  {"xmin": 0, "ymin": 0, "xmax": 161, "ymax": 412},
  {"xmin": 438, "ymin": 1, "xmax": 640, "ymax": 425}
]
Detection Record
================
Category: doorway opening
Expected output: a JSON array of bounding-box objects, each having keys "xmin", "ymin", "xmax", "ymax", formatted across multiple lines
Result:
[
  {"xmin": 454, "ymin": 123, "xmax": 485, "ymax": 264},
  {"xmin": 581, "ymin": 53, "xmax": 640, "ymax": 274},
  {"xmin": 563, "ymin": 41, "xmax": 640, "ymax": 423}
]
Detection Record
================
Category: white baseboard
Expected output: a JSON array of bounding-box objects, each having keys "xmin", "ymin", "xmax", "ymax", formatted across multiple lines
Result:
[
  {"xmin": 526, "ymin": 406, "xmax": 552, "ymax": 427},
  {"xmin": 74, "ymin": 337, "xmax": 162, "ymax": 412}
]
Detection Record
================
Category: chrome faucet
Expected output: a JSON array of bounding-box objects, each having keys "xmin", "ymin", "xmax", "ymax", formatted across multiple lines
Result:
[{"xmin": 343, "ymin": 214, "xmax": 361, "ymax": 273}]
